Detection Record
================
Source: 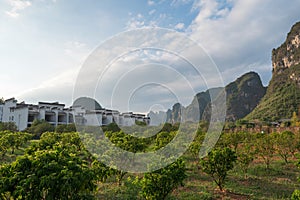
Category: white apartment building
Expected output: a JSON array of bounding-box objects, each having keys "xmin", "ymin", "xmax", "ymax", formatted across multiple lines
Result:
[
  {"xmin": 0, "ymin": 104, "xmax": 3, "ymax": 122},
  {"xmin": 0, "ymin": 98, "xmax": 150, "ymax": 131}
]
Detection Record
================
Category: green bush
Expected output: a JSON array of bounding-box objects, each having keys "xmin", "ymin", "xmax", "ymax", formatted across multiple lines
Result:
[
  {"xmin": 141, "ymin": 159, "xmax": 186, "ymax": 200},
  {"xmin": 200, "ymin": 147, "xmax": 237, "ymax": 191}
]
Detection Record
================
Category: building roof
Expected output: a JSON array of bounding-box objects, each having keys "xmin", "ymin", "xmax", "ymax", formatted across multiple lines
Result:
[
  {"xmin": 72, "ymin": 97, "xmax": 102, "ymax": 110},
  {"xmin": 38, "ymin": 102, "xmax": 65, "ymax": 107},
  {"xmin": 5, "ymin": 97, "xmax": 17, "ymax": 102}
]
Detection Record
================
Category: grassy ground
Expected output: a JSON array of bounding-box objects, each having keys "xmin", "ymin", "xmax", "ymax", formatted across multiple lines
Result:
[{"xmin": 95, "ymin": 154, "xmax": 300, "ymax": 200}]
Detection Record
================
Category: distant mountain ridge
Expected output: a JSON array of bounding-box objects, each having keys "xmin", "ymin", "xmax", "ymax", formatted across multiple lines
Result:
[
  {"xmin": 224, "ymin": 72, "xmax": 267, "ymax": 121},
  {"xmin": 149, "ymin": 21, "xmax": 300, "ymax": 124},
  {"xmin": 149, "ymin": 71, "xmax": 266, "ymax": 124}
]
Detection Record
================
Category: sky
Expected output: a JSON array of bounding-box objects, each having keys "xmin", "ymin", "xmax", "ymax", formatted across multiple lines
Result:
[{"xmin": 1, "ymin": 0, "xmax": 300, "ymax": 113}]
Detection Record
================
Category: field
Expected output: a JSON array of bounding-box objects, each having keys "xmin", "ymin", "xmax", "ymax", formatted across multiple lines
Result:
[
  {"xmin": 95, "ymin": 153, "xmax": 300, "ymax": 199},
  {"xmin": 1, "ymin": 124, "xmax": 300, "ymax": 199}
]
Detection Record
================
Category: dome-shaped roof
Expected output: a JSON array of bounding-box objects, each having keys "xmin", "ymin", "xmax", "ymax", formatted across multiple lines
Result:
[{"xmin": 72, "ymin": 97, "xmax": 102, "ymax": 110}]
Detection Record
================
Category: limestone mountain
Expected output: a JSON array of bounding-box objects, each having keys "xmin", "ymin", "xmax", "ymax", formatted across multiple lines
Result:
[
  {"xmin": 164, "ymin": 87, "xmax": 223, "ymax": 123},
  {"xmin": 166, "ymin": 103, "xmax": 183, "ymax": 123},
  {"xmin": 201, "ymin": 72, "xmax": 266, "ymax": 122},
  {"xmin": 150, "ymin": 71, "xmax": 266, "ymax": 124},
  {"xmin": 184, "ymin": 87, "xmax": 223, "ymax": 122},
  {"xmin": 148, "ymin": 111, "xmax": 167, "ymax": 126},
  {"xmin": 246, "ymin": 21, "xmax": 300, "ymax": 121},
  {"xmin": 224, "ymin": 72, "xmax": 267, "ymax": 121}
]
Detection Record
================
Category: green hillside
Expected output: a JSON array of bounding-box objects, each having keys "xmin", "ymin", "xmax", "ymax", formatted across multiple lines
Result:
[
  {"xmin": 246, "ymin": 65, "xmax": 300, "ymax": 121},
  {"xmin": 246, "ymin": 21, "xmax": 300, "ymax": 121}
]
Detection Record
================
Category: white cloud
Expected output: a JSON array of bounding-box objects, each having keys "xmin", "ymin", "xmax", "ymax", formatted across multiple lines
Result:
[
  {"xmin": 174, "ymin": 22, "xmax": 185, "ymax": 30},
  {"xmin": 137, "ymin": 13, "xmax": 143, "ymax": 19},
  {"xmin": 148, "ymin": 9, "xmax": 156, "ymax": 15},
  {"xmin": 147, "ymin": 0, "xmax": 155, "ymax": 6},
  {"xmin": 17, "ymin": 40, "xmax": 91, "ymax": 105},
  {"xmin": 126, "ymin": 13, "xmax": 159, "ymax": 29},
  {"xmin": 5, "ymin": 0, "xmax": 31, "ymax": 18},
  {"xmin": 171, "ymin": 0, "xmax": 193, "ymax": 7},
  {"xmin": 188, "ymin": 0, "xmax": 300, "ymax": 84},
  {"xmin": 126, "ymin": 19, "xmax": 145, "ymax": 29},
  {"xmin": 70, "ymin": 29, "xmax": 221, "ymax": 111},
  {"xmin": 64, "ymin": 41, "xmax": 88, "ymax": 60},
  {"xmin": 7, "ymin": 0, "xmax": 300, "ymax": 113},
  {"xmin": 17, "ymin": 68, "xmax": 79, "ymax": 105}
]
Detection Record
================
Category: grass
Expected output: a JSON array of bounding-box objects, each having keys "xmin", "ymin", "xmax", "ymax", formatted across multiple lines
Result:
[{"xmin": 94, "ymin": 153, "xmax": 300, "ymax": 200}]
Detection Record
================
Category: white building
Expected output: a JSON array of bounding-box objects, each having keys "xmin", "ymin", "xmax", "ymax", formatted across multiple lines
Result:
[
  {"xmin": 1, "ymin": 98, "xmax": 74, "ymax": 131},
  {"xmin": 0, "ymin": 98, "xmax": 150, "ymax": 131},
  {"xmin": 0, "ymin": 104, "xmax": 3, "ymax": 122}
]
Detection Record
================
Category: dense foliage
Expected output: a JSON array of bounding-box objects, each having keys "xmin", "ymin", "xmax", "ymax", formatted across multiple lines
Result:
[
  {"xmin": 0, "ymin": 122, "xmax": 300, "ymax": 199},
  {"xmin": 25, "ymin": 119, "xmax": 55, "ymax": 138},
  {"xmin": 0, "ymin": 131, "xmax": 31, "ymax": 159},
  {"xmin": 247, "ymin": 65, "xmax": 300, "ymax": 121},
  {"xmin": 140, "ymin": 159, "xmax": 186, "ymax": 200},
  {"xmin": 0, "ymin": 132, "xmax": 98, "ymax": 199},
  {"xmin": 0, "ymin": 122, "xmax": 18, "ymax": 132},
  {"xmin": 292, "ymin": 157, "xmax": 300, "ymax": 200}
]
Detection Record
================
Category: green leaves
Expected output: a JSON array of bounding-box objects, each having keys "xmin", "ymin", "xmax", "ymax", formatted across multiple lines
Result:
[
  {"xmin": 0, "ymin": 132, "xmax": 98, "ymax": 199},
  {"xmin": 0, "ymin": 131, "xmax": 31, "ymax": 158},
  {"xmin": 254, "ymin": 133, "xmax": 275, "ymax": 169},
  {"xmin": 273, "ymin": 131, "xmax": 296, "ymax": 163},
  {"xmin": 140, "ymin": 159, "xmax": 186, "ymax": 200},
  {"xmin": 25, "ymin": 119, "xmax": 55, "ymax": 138},
  {"xmin": 292, "ymin": 157, "xmax": 300, "ymax": 199},
  {"xmin": 0, "ymin": 122, "xmax": 18, "ymax": 132},
  {"xmin": 200, "ymin": 147, "xmax": 237, "ymax": 191}
]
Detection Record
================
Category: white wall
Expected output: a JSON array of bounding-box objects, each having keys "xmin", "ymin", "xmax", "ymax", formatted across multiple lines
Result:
[
  {"xmin": 85, "ymin": 113, "xmax": 103, "ymax": 126},
  {"xmin": 14, "ymin": 107, "xmax": 29, "ymax": 131},
  {"xmin": 1, "ymin": 100, "xmax": 29, "ymax": 131},
  {"xmin": 0, "ymin": 98, "xmax": 151, "ymax": 130},
  {"xmin": 103, "ymin": 115, "xmax": 113, "ymax": 125},
  {"xmin": 0, "ymin": 105, "xmax": 3, "ymax": 122},
  {"xmin": 123, "ymin": 116, "xmax": 135, "ymax": 126},
  {"xmin": 2, "ymin": 99, "xmax": 17, "ymax": 123}
]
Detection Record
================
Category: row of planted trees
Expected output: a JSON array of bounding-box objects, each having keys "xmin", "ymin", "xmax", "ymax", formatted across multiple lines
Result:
[
  {"xmin": 224, "ymin": 110, "xmax": 300, "ymax": 130},
  {"xmin": 0, "ymin": 121, "xmax": 300, "ymax": 199},
  {"xmin": 0, "ymin": 129, "xmax": 188, "ymax": 200},
  {"xmin": 0, "ymin": 131, "xmax": 31, "ymax": 159},
  {"xmin": 219, "ymin": 130, "xmax": 300, "ymax": 169},
  {"xmin": 187, "ymin": 127, "xmax": 300, "ymax": 195}
]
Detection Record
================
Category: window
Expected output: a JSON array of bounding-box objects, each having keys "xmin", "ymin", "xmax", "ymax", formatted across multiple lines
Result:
[{"xmin": 12, "ymin": 116, "xmax": 14, "ymax": 121}]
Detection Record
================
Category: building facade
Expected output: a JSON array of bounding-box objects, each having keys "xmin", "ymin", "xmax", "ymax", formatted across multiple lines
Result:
[
  {"xmin": 0, "ymin": 104, "xmax": 3, "ymax": 122},
  {"xmin": 0, "ymin": 98, "xmax": 150, "ymax": 131}
]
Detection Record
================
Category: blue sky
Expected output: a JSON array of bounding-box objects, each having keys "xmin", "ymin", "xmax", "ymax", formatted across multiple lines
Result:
[{"xmin": 1, "ymin": 0, "xmax": 300, "ymax": 113}]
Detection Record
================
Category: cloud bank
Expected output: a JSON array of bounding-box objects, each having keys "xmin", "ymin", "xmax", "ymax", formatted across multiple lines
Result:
[{"xmin": 8, "ymin": 0, "xmax": 300, "ymax": 112}]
